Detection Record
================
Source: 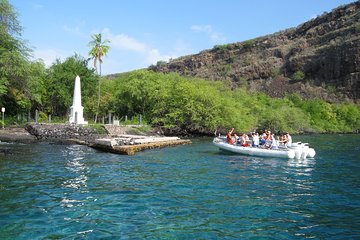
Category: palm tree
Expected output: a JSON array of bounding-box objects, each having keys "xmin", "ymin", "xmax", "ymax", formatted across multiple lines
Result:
[{"xmin": 88, "ymin": 33, "xmax": 110, "ymax": 123}]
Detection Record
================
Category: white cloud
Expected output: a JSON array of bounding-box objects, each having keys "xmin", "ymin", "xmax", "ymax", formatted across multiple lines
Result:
[
  {"xmin": 190, "ymin": 24, "xmax": 227, "ymax": 43},
  {"xmin": 191, "ymin": 25, "xmax": 212, "ymax": 32},
  {"xmin": 62, "ymin": 21, "xmax": 87, "ymax": 38},
  {"xmin": 33, "ymin": 4, "xmax": 44, "ymax": 10},
  {"xmin": 32, "ymin": 49, "xmax": 69, "ymax": 66},
  {"xmin": 102, "ymin": 28, "xmax": 146, "ymax": 52},
  {"xmin": 63, "ymin": 25, "xmax": 82, "ymax": 36},
  {"xmin": 101, "ymin": 28, "xmax": 176, "ymax": 65},
  {"xmin": 146, "ymin": 49, "xmax": 175, "ymax": 65}
]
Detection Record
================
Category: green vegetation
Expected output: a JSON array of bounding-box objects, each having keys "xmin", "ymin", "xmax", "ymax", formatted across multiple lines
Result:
[
  {"xmin": 292, "ymin": 70, "xmax": 305, "ymax": 81},
  {"xmin": 1, "ymin": 0, "xmax": 359, "ymax": 134},
  {"xmin": 126, "ymin": 125, "xmax": 153, "ymax": 135},
  {"xmin": 83, "ymin": 124, "xmax": 107, "ymax": 134},
  {"xmin": 355, "ymin": 22, "xmax": 360, "ymax": 33},
  {"xmin": 47, "ymin": 54, "xmax": 98, "ymax": 117},
  {"xmin": 156, "ymin": 60, "xmax": 167, "ymax": 67},
  {"xmin": 213, "ymin": 44, "xmax": 232, "ymax": 52},
  {"xmin": 271, "ymin": 68, "xmax": 282, "ymax": 78},
  {"xmin": 222, "ymin": 64, "xmax": 232, "ymax": 76},
  {"xmin": 242, "ymin": 40, "xmax": 254, "ymax": 49},
  {"xmin": 238, "ymin": 77, "xmax": 248, "ymax": 88},
  {"xmin": 98, "ymin": 70, "xmax": 360, "ymax": 134}
]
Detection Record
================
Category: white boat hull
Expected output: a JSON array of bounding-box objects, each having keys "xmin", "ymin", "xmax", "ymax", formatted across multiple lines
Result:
[{"xmin": 213, "ymin": 137, "xmax": 315, "ymax": 159}]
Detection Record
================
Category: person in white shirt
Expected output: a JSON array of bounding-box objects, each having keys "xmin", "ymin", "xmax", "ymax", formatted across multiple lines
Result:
[
  {"xmin": 286, "ymin": 132, "xmax": 292, "ymax": 147},
  {"xmin": 271, "ymin": 135, "xmax": 279, "ymax": 149},
  {"xmin": 252, "ymin": 132, "xmax": 259, "ymax": 147}
]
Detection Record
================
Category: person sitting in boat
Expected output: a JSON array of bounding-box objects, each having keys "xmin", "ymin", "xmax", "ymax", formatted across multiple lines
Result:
[
  {"xmin": 272, "ymin": 135, "xmax": 279, "ymax": 150},
  {"xmin": 259, "ymin": 133, "xmax": 266, "ymax": 146},
  {"xmin": 227, "ymin": 128, "xmax": 235, "ymax": 144},
  {"xmin": 251, "ymin": 132, "xmax": 259, "ymax": 147},
  {"xmin": 234, "ymin": 134, "xmax": 241, "ymax": 144},
  {"xmin": 266, "ymin": 131, "xmax": 273, "ymax": 141},
  {"xmin": 263, "ymin": 131, "xmax": 273, "ymax": 148},
  {"xmin": 240, "ymin": 134, "xmax": 250, "ymax": 147},
  {"xmin": 278, "ymin": 134, "xmax": 288, "ymax": 148},
  {"xmin": 286, "ymin": 132, "xmax": 292, "ymax": 147}
]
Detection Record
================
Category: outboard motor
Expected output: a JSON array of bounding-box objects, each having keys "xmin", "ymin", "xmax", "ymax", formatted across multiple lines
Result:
[{"xmin": 301, "ymin": 144, "xmax": 309, "ymax": 159}]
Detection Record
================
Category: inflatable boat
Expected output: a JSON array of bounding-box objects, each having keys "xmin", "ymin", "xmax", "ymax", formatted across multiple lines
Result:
[{"xmin": 213, "ymin": 137, "xmax": 315, "ymax": 159}]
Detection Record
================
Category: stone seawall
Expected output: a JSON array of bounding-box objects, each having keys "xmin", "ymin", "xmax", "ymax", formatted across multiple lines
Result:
[
  {"xmin": 103, "ymin": 125, "xmax": 127, "ymax": 136},
  {"xmin": 25, "ymin": 123, "xmax": 100, "ymax": 141}
]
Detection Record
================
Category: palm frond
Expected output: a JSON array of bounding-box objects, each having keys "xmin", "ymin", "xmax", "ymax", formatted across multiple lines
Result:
[{"xmin": 87, "ymin": 33, "xmax": 110, "ymax": 70}]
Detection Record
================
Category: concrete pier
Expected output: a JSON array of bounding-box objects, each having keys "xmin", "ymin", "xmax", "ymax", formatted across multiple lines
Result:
[{"xmin": 91, "ymin": 134, "xmax": 191, "ymax": 155}]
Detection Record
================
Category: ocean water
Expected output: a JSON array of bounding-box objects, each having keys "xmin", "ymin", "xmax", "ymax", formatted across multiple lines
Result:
[{"xmin": 0, "ymin": 134, "xmax": 359, "ymax": 239}]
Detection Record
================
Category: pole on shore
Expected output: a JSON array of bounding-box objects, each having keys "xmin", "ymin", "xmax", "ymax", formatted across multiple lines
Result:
[
  {"xmin": 35, "ymin": 109, "xmax": 39, "ymax": 124},
  {"xmin": 1, "ymin": 107, "xmax": 5, "ymax": 129}
]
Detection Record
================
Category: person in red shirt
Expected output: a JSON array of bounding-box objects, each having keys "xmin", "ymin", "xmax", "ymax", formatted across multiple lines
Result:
[{"xmin": 227, "ymin": 128, "xmax": 235, "ymax": 144}]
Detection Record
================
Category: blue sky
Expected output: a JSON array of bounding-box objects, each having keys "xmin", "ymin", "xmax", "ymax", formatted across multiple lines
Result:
[{"xmin": 11, "ymin": 0, "xmax": 356, "ymax": 75}]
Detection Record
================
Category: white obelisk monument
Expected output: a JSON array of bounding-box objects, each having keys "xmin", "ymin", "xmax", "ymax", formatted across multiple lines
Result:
[{"xmin": 69, "ymin": 75, "xmax": 87, "ymax": 124}]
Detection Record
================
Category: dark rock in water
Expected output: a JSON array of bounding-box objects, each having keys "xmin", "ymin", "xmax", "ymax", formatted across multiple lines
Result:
[{"xmin": 0, "ymin": 148, "xmax": 12, "ymax": 155}]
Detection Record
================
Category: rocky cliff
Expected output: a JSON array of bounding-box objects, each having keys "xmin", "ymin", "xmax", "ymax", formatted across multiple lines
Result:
[{"xmin": 151, "ymin": 2, "xmax": 360, "ymax": 103}]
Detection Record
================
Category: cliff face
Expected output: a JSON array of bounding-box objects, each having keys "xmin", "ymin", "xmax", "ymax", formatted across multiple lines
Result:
[{"xmin": 151, "ymin": 2, "xmax": 360, "ymax": 102}]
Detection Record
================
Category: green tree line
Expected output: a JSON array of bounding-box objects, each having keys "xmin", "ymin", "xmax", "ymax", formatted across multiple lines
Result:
[{"xmin": 101, "ymin": 70, "xmax": 360, "ymax": 134}]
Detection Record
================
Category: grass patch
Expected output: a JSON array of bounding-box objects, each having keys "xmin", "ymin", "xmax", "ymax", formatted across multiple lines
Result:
[
  {"xmin": 85, "ymin": 124, "xmax": 107, "ymax": 134},
  {"xmin": 126, "ymin": 125, "xmax": 153, "ymax": 135}
]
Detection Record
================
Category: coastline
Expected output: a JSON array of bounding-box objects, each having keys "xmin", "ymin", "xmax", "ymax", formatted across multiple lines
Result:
[{"xmin": 0, "ymin": 124, "xmax": 192, "ymax": 155}]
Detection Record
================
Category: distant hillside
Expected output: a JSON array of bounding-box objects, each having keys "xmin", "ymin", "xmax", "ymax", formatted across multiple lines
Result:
[{"xmin": 150, "ymin": 1, "xmax": 360, "ymax": 103}]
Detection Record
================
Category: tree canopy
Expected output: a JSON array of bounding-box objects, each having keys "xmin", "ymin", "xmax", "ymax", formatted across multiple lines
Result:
[
  {"xmin": 0, "ymin": 0, "xmax": 32, "ymax": 114},
  {"xmin": 101, "ymin": 70, "xmax": 360, "ymax": 134}
]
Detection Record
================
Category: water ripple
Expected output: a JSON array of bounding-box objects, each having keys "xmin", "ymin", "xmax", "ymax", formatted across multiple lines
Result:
[{"xmin": 0, "ymin": 136, "xmax": 360, "ymax": 239}]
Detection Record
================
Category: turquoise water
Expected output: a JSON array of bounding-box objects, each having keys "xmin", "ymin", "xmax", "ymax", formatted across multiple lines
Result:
[{"xmin": 0, "ymin": 134, "xmax": 359, "ymax": 239}]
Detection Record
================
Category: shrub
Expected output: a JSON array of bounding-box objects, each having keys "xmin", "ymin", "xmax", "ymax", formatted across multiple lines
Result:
[
  {"xmin": 243, "ymin": 40, "xmax": 254, "ymax": 49},
  {"xmin": 223, "ymin": 64, "xmax": 232, "ymax": 74},
  {"xmin": 355, "ymin": 22, "xmax": 360, "ymax": 33},
  {"xmin": 238, "ymin": 77, "xmax": 247, "ymax": 88},
  {"xmin": 292, "ymin": 70, "xmax": 305, "ymax": 81},
  {"xmin": 271, "ymin": 68, "xmax": 282, "ymax": 78},
  {"xmin": 213, "ymin": 44, "xmax": 231, "ymax": 52},
  {"xmin": 38, "ymin": 111, "xmax": 48, "ymax": 122},
  {"xmin": 156, "ymin": 60, "xmax": 167, "ymax": 67}
]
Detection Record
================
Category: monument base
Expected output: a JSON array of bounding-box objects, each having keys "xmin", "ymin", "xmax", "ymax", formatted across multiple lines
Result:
[{"xmin": 69, "ymin": 106, "xmax": 88, "ymax": 124}]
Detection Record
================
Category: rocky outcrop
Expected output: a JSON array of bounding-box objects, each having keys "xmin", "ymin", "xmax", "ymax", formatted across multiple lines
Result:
[
  {"xmin": 0, "ymin": 128, "xmax": 37, "ymax": 143},
  {"xmin": 151, "ymin": 2, "xmax": 360, "ymax": 102}
]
